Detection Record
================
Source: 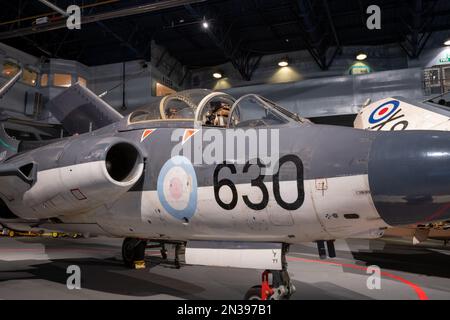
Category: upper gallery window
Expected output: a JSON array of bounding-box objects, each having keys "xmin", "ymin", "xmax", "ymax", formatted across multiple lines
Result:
[
  {"xmin": 2, "ymin": 61, "xmax": 20, "ymax": 78},
  {"xmin": 40, "ymin": 74, "xmax": 48, "ymax": 87},
  {"xmin": 53, "ymin": 73, "xmax": 72, "ymax": 87},
  {"xmin": 77, "ymin": 76, "xmax": 87, "ymax": 87},
  {"xmin": 23, "ymin": 68, "xmax": 38, "ymax": 86}
]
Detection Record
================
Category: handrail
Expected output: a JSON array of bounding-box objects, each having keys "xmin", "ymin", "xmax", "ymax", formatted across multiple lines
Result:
[{"xmin": 0, "ymin": 68, "xmax": 23, "ymax": 99}]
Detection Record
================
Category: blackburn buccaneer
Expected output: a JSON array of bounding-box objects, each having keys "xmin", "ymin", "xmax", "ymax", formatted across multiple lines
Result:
[{"xmin": 2, "ymin": 84, "xmax": 450, "ymax": 299}]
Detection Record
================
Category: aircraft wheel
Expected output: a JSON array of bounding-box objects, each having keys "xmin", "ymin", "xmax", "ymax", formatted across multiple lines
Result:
[
  {"xmin": 122, "ymin": 238, "xmax": 146, "ymax": 268},
  {"xmin": 244, "ymin": 286, "xmax": 263, "ymax": 300}
]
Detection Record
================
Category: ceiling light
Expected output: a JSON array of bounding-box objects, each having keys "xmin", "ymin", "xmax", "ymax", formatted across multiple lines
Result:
[
  {"xmin": 356, "ymin": 53, "xmax": 367, "ymax": 61},
  {"xmin": 213, "ymin": 72, "xmax": 222, "ymax": 79},
  {"xmin": 444, "ymin": 40, "xmax": 450, "ymax": 46},
  {"xmin": 202, "ymin": 20, "xmax": 209, "ymax": 29},
  {"xmin": 278, "ymin": 60, "xmax": 289, "ymax": 67}
]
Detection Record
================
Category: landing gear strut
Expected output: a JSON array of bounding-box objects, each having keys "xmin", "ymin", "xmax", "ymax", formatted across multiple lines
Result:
[
  {"xmin": 161, "ymin": 243, "xmax": 168, "ymax": 260},
  {"xmin": 244, "ymin": 245, "xmax": 295, "ymax": 300},
  {"xmin": 122, "ymin": 238, "xmax": 147, "ymax": 268},
  {"xmin": 146, "ymin": 242, "xmax": 168, "ymax": 260},
  {"xmin": 145, "ymin": 241, "xmax": 185, "ymax": 267}
]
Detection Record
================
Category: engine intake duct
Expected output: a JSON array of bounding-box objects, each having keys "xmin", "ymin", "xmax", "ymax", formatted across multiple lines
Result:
[
  {"xmin": 105, "ymin": 143, "xmax": 141, "ymax": 183},
  {"xmin": 18, "ymin": 138, "xmax": 144, "ymax": 219}
]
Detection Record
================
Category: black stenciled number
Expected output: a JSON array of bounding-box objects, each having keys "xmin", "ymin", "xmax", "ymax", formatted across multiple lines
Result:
[
  {"xmin": 242, "ymin": 159, "xmax": 269, "ymax": 211},
  {"xmin": 213, "ymin": 163, "xmax": 238, "ymax": 210},
  {"xmin": 273, "ymin": 155, "xmax": 304, "ymax": 210},
  {"xmin": 213, "ymin": 155, "xmax": 305, "ymax": 211}
]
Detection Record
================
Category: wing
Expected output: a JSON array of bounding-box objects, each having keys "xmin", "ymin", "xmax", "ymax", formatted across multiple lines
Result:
[
  {"xmin": 46, "ymin": 83, "xmax": 123, "ymax": 135},
  {"xmin": 0, "ymin": 161, "xmax": 35, "ymax": 203}
]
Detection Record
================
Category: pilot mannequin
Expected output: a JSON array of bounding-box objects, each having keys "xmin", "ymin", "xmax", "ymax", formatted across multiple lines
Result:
[
  {"xmin": 166, "ymin": 107, "xmax": 178, "ymax": 119},
  {"xmin": 201, "ymin": 101, "xmax": 232, "ymax": 127},
  {"xmin": 213, "ymin": 103, "xmax": 230, "ymax": 126}
]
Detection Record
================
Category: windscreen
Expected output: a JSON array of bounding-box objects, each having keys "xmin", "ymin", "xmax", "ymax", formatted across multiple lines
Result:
[{"xmin": 229, "ymin": 95, "xmax": 288, "ymax": 128}]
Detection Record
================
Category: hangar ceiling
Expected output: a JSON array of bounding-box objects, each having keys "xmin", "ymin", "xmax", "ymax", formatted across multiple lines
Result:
[{"xmin": 1, "ymin": 0, "xmax": 450, "ymax": 80}]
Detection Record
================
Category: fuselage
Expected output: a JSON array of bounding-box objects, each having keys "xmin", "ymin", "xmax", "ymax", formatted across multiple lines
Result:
[
  {"xmin": 4, "ymin": 116, "xmax": 450, "ymax": 245},
  {"xmin": 91, "ymin": 120, "xmax": 386, "ymax": 243}
]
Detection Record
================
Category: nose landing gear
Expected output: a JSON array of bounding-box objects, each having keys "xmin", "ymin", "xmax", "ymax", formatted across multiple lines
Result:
[
  {"xmin": 122, "ymin": 239, "xmax": 186, "ymax": 269},
  {"xmin": 244, "ymin": 270, "xmax": 295, "ymax": 300},
  {"xmin": 122, "ymin": 237, "xmax": 147, "ymax": 269},
  {"xmin": 245, "ymin": 269, "xmax": 295, "ymax": 300},
  {"xmin": 244, "ymin": 245, "xmax": 295, "ymax": 300}
]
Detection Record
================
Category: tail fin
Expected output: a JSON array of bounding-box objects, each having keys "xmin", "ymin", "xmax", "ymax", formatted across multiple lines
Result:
[{"xmin": 0, "ymin": 123, "xmax": 19, "ymax": 163}]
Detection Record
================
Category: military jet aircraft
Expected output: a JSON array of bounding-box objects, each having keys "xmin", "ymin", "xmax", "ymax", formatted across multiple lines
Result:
[
  {"xmin": 355, "ymin": 94, "xmax": 450, "ymax": 245},
  {"xmin": 2, "ymin": 83, "xmax": 450, "ymax": 300},
  {"xmin": 354, "ymin": 94, "xmax": 450, "ymax": 132}
]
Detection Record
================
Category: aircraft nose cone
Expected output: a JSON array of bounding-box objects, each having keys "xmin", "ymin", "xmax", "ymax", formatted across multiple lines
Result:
[{"xmin": 369, "ymin": 131, "xmax": 450, "ymax": 226}]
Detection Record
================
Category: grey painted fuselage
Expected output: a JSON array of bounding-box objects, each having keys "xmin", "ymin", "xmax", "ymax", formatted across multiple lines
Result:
[{"xmin": 2, "ymin": 110, "xmax": 450, "ymax": 244}]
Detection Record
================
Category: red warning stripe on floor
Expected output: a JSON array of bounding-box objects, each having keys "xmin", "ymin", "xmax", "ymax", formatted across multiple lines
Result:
[{"xmin": 287, "ymin": 256, "xmax": 429, "ymax": 300}]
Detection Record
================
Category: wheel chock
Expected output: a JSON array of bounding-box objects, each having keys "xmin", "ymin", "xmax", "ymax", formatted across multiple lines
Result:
[{"xmin": 134, "ymin": 260, "xmax": 146, "ymax": 269}]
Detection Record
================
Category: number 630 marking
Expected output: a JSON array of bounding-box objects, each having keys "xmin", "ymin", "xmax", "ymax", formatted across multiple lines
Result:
[{"xmin": 213, "ymin": 155, "xmax": 304, "ymax": 211}]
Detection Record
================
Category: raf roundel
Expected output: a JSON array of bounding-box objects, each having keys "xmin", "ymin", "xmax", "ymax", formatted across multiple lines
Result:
[
  {"xmin": 157, "ymin": 156, "xmax": 198, "ymax": 221},
  {"xmin": 368, "ymin": 100, "xmax": 400, "ymax": 124}
]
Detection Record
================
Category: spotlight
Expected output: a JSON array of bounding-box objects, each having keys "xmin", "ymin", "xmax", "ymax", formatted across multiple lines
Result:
[
  {"xmin": 444, "ymin": 40, "xmax": 450, "ymax": 46},
  {"xmin": 356, "ymin": 53, "xmax": 367, "ymax": 61},
  {"xmin": 278, "ymin": 59, "xmax": 289, "ymax": 67},
  {"xmin": 202, "ymin": 20, "xmax": 209, "ymax": 29},
  {"xmin": 213, "ymin": 72, "xmax": 222, "ymax": 79}
]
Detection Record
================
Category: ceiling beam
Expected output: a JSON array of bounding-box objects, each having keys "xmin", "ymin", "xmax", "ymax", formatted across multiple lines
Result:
[
  {"xmin": 37, "ymin": 0, "xmax": 68, "ymax": 17},
  {"xmin": 184, "ymin": 4, "xmax": 262, "ymax": 81},
  {"xmin": 157, "ymin": 14, "xmax": 205, "ymax": 52},
  {"xmin": 294, "ymin": 0, "xmax": 330, "ymax": 70},
  {"xmin": 322, "ymin": 0, "xmax": 341, "ymax": 48},
  {"xmin": 399, "ymin": 0, "xmax": 438, "ymax": 59},
  {"xmin": 0, "ymin": 0, "xmax": 207, "ymax": 40}
]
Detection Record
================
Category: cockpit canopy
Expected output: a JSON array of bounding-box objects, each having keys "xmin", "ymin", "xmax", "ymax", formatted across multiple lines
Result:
[
  {"xmin": 129, "ymin": 89, "xmax": 234, "ymax": 125},
  {"xmin": 129, "ymin": 89, "xmax": 308, "ymax": 128}
]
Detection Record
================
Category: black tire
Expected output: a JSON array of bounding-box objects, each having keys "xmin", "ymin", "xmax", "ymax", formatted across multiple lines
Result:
[
  {"xmin": 122, "ymin": 238, "xmax": 146, "ymax": 268},
  {"xmin": 244, "ymin": 286, "xmax": 262, "ymax": 300}
]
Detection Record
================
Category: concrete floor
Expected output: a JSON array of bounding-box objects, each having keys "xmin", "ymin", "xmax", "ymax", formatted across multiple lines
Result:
[{"xmin": 0, "ymin": 236, "xmax": 449, "ymax": 300}]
